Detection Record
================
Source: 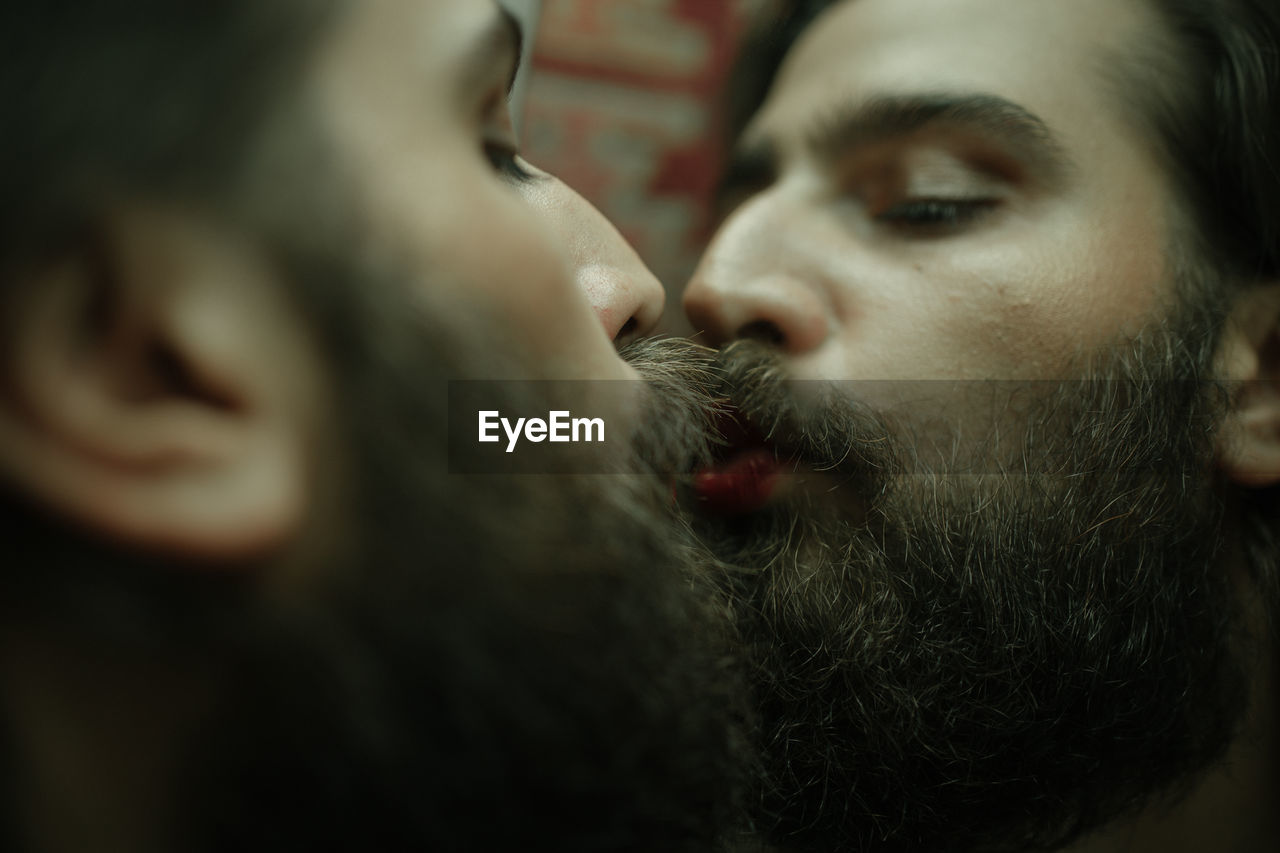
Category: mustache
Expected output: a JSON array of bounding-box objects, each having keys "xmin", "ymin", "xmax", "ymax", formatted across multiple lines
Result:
[
  {"xmin": 710, "ymin": 339, "xmax": 899, "ymax": 493},
  {"xmin": 618, "ymin": 336, "xmax": 726, "ymax": 476}
]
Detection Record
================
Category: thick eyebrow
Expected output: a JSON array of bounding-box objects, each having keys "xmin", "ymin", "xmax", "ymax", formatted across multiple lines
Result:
[
  {"xmin": 458, "ymin": 6, "xmax": 525, "ymax": 101},
  {"xmin": 805, "ymin": 94, "xmax": 1071, "ymax": 178},
  {"xmin": 714, "ymin": 140, "xmax": 779, "ymax": 219},
  {"xmin": 717, "ymin": 92, "xmax": 1074, "ymax": 211}
]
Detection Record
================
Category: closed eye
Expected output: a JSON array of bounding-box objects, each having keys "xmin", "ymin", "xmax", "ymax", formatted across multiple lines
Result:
[
  {"xmin": 484, "ymin": 141, "xmax": 536, "ymax": 183},
  {"xmin": 875, "ymin": 198, "xmax": 998, "ymax": 233}
]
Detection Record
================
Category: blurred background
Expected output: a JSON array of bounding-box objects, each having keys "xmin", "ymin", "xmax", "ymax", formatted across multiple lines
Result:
[{"xmin": 517, "ymin": 0, "xmax": 769, "ymax": 335}]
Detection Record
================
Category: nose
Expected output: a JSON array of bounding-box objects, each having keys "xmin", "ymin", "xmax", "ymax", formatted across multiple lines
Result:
[
  {"xmin": 519, "ymin": 175, "xmax": 665, "ymax": 345},
  {"xmin": 574, "ymin": 259, "xmax": 663, "ymax": 344},
  {"xmin": 683, "ymin": 200, "xmax": 830, "ymax": 353}
]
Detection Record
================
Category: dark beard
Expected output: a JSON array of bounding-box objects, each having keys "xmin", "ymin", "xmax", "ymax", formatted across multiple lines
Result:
[
  {"xmin": 694, "ymin": 315, "xmax": 1256, "ymax": 853},
  {"xmin": 0, "ymin": 257, "xmax": 747, "ymax": 851},
  {"xmin": 182, "ymin": 270, "xmax": 750, "ymax": 853}
]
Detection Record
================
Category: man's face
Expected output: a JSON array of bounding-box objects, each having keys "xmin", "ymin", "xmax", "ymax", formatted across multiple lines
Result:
[
  {"xmin": 178, "ymin": 2, "xmax": 741, "ymax": 841},
  {"xmin": 685, "ymin": 0, "xmax": 1181, "ymax": 382},
  {"xmin": 682, "ymin": 1, "xmax": 1264, "ymax": 851},
  {"xmin": 313, "ymin": 0, "xmax": 652, "ymax": 387},
  {"xmin": 0, "ymin": 1, "xmax": 742, "ymax": 848}
]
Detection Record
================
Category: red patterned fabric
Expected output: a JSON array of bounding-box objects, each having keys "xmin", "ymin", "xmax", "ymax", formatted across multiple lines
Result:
[{"xmin": 525, "ymin": 0, "xmax": 758, "ymax": 332}]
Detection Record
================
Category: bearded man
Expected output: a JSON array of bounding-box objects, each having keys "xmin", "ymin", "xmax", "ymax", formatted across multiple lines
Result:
[
  {"xmin": 683, "ymin": 1, "xmax": 1280, "ymax": 851},
  {"xmin": 0, "ymin": 1, "xmax": 750, "ymax": 851}
]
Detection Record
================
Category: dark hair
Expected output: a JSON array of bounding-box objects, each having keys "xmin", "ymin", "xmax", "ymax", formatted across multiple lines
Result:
[
  {"xmin": 724, "ymin": 0, "xmax": 833, "ymax": 153},
  {"xmin": 724, "ymin": 0, "xmax": 1280, "ymax": 284},
  {"xmin": 1138, "ymin": 0, "xmax": 1280, "ymax": 281},
  {"xmin": 0, "ymin": 0, "xmax": 339, "ymax": 271}
]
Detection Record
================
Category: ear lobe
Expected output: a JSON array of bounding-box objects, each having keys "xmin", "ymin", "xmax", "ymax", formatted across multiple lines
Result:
[
  {"xmin": 0, "ymin": 206, "xmax": 327, "ymax": 563},
  {"xmin": 1217, "ymin": 284, "xmax": 1280, "ymax": 488}
]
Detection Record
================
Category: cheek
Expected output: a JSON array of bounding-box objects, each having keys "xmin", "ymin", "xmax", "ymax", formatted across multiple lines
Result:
[
  {"xmin": 439, "ymin": 180, "xmax": 573, "ymax": 311},
  {"xmin": 355, "ymin": 156, "xmax": 596, "ymax": 365},
  {"xmin": 315, "ymin": 80, "xmax": 625, "ymax": 379},
  {"xmin": 928, "ymin": 218, "xmax": 1169, "ymax": 378},
  {"xmin": 419, "ymin": 171, "xmax": 634, "ymax": 380}
]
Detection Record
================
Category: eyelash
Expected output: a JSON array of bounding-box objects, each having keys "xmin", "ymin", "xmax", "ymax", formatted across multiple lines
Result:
[
  {"xmin": 875, "ymin": 198, "xmax": 996, "ymax": 230},
  {"xmin": 484, "ymin": 141, "xmax": 536, "ymax": 184}
]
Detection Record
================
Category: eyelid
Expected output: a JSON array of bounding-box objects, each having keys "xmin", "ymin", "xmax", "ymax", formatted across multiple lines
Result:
[
  {"xmin": 483, "ymin": 85, "xmax": 517, "ymax": 132},
  {"xmin": 839, "ymin": 128, "xmax": 1016, "ymax": 178},
  {"xmin": 838, "ymin": 141, "xmax": 1014, "ymax": 229},
  {"xmin": 483, "ymin": 141, "xmax": 538, "ymax": 184},
  {"xmin": 873, "ymin": 197, "xmax": 1000, "ymax": 234}
]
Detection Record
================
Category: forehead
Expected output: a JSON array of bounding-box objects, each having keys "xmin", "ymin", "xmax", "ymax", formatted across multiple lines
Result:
[
  {"xmin": 320, "ymin": 0, "xmax": 506, "ymax": 98},
  {"xmin": 755, "ymin": 0, "xmax": 1159, "ymax": 151}
]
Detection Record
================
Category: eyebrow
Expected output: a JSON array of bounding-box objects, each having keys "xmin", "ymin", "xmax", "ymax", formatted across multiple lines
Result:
[
  {"xmin": 458, "ymin": 6, "xmax": 525, "ymax": 100},
  {"xmin": 718, "ymin": 93, "xmax": 1075, "ymax": 210}
]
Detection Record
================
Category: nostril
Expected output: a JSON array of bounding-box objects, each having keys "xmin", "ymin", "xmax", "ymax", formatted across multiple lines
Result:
[
  {"xmin": 737, "ymin": 319, "xmax": 786, "ymax": 346},
  {"xmin": 615, "ymin": 316, "xmax": 638, "ymax": 341}
]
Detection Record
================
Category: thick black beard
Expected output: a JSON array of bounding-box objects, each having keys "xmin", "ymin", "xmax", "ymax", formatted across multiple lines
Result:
[
  {"xmin": 695, "ymin": 319, "xmax": 1255, "ymax": 853},
  {"xmin": 0, "ymin": 261, "xmax": 748, "ymax": 851},
  {"xmin": 181, "ymin": 290, "xmax": 750, "ymax": 851}
]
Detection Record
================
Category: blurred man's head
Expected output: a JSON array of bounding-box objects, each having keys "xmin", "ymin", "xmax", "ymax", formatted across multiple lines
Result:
[
  {"xmin": 0, "ymin": 1, "xmax": 747, "ymax": 851},
  {"xmin": 685, "ymin": 0, "xmax": 1280, "ymax": 850}
]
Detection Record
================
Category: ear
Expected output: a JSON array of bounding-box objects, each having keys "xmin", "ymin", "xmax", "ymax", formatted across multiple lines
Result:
[
  {"xmin": 0, "ymin": 205, "xmax": 328, "ymax": 563},
  {"xmin": 1216, "ymin": 283, "xmax": 1280, "ymax": 488}
]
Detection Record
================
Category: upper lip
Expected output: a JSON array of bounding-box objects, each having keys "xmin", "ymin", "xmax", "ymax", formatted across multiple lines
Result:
[
  {"xmin": 706, "ymin": 406, "xmax": 811, "ymax": 475},
  {"xmin": 709, "ymin": 408, "xmax": 770, "ymax": 461}
]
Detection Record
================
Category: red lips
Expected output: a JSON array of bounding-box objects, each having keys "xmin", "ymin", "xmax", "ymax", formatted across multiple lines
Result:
[{"xmin": 693, "ymin": 446, "xmax": 782, "ymax": 514}]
